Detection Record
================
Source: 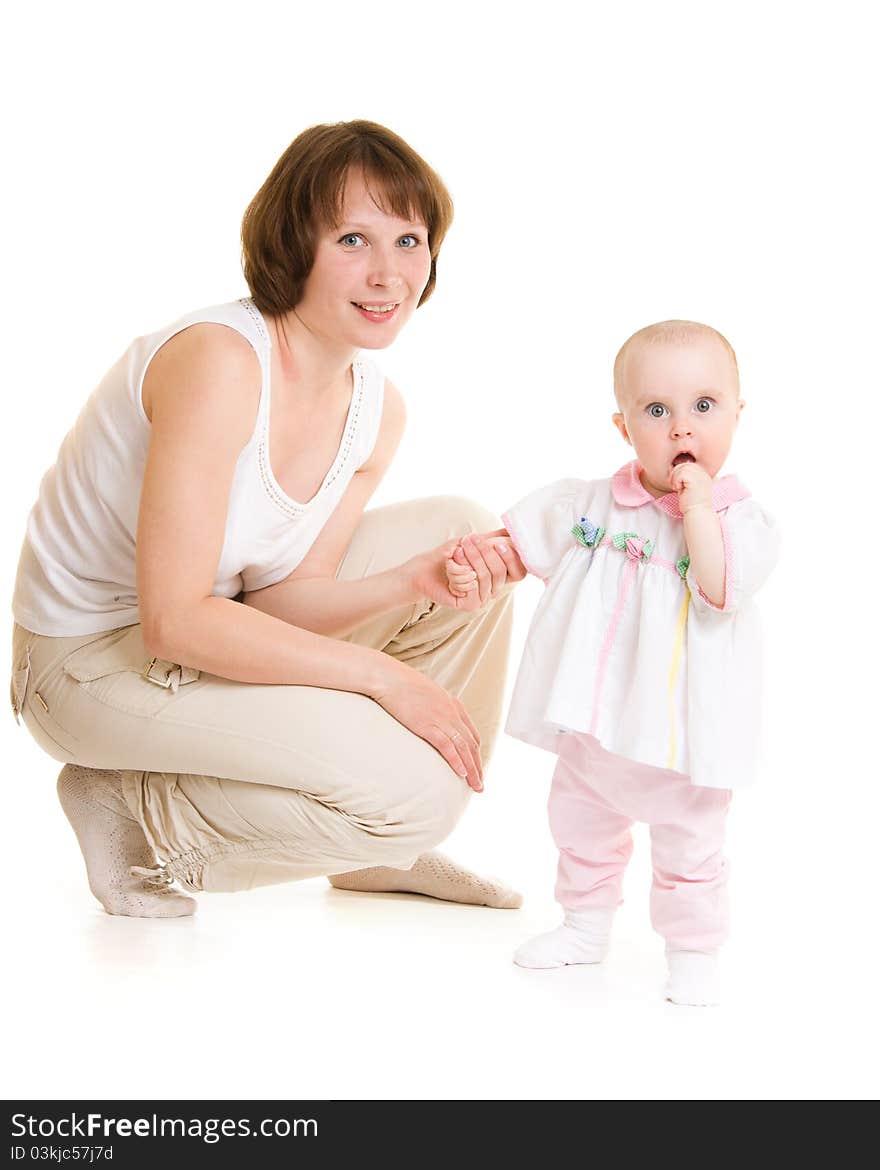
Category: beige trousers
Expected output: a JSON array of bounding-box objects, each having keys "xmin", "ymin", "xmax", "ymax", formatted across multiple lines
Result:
[{"xmin": 11, "ymin": 497, "xmax": 514, "ymax": 893}]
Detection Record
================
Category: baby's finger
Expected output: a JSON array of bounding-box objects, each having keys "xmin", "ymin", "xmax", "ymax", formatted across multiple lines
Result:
[
  {"xmin": 447, "ymin": 561, "xmax": 477, "ymax": 579},
  {"xmin": 446, "ymin": 559, "xmax": 477, "ymax": 590}
]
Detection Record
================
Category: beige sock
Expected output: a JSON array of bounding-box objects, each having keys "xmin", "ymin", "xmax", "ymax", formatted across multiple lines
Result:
[
  {"xmin": 56, "ymin": 764, "xmax": 196, "ymax": 918},
  {"xmin": 328, "ymin": 850, "xmax": 522, "ymax": 909}
]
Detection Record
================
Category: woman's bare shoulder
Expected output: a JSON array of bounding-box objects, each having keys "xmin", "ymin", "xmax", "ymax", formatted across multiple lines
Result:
[{"xmin": 142, "ymin": 322, "xmax": 261, "ymax": 425}]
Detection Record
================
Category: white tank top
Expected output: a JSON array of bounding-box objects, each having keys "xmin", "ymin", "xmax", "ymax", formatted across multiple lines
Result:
[{"xmin": 13, "ymin": 298, "xmax": 386, "ymax": 636}]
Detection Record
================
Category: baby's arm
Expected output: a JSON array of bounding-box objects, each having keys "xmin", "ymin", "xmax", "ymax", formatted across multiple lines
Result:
[
  {"xmin": 671, "ymin": 463, "xmax": 726, "ymax": 606},
  {"xmin": 445, "ymin": 530, "xmax": 528, "ymax": 598}
]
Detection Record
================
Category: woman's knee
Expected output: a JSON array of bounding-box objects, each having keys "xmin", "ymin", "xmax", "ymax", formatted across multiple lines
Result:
[
  {"xmin": 337, "ymin": 496, "xmax": 502, "ymax": 583},
  {"xmin": 365, "ymin": 495, "xmax": 501, "ymax": 545},
  {"xmin": 428, "ymin": 495, "xmax": 502, "ymax": 540},
  {"xmin": 382, "ymin": 764, "xmax": 471, "ymax": 861}
]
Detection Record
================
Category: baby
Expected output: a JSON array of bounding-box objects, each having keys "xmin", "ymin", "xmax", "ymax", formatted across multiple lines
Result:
[{"xmin": 447, "ymin": 320, "xmax": 780, "ymax": 1006}]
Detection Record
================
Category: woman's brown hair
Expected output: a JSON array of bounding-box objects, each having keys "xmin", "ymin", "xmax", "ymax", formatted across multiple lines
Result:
[{"xmin": 241, "ymin": 120, "xmax": 454, "ymax": 317}]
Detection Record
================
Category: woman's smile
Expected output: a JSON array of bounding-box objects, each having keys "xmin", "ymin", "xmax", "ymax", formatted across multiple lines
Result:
[{"xmin": 352, "ymin": 301, "xmax": 402, "ymax": 323}]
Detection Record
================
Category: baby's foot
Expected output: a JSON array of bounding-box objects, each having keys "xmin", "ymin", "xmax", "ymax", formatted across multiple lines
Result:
[
  {"xmin": 514, "ymin": 907, "xmax": 614, "ymax": 968},
  {"xmin": 665, "ymin": 949, "xmax": 720, "ymax": 1006},
  {"xmin": 328, "ymin": 850, "xmax": 522, "ymax": 909},
  {"xmin": 57, "ymin": 764, "xmax": 196, "ymax": 918}
]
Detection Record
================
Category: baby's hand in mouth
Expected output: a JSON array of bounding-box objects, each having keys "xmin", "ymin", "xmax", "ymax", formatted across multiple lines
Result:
[{"xmin": 670, "ymin": 458, "xmax": 713, "ymax": 511}]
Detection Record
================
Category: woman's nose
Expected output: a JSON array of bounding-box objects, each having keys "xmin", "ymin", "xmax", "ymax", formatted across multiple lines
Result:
[
  {"xmin": 368, "ymin": 272, "xmax": 403, "ymax": 290},
  {"xmin": 367, "ymin": 249, "xmax": 404, "ymax": 289}
]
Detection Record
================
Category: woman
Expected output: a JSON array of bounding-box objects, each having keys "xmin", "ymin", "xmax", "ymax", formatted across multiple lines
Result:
[{"xmin": 10, "ymin": 121, "xmax": 524, "ymax": 917}]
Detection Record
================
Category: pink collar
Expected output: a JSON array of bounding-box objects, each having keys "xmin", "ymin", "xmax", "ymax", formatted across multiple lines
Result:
[{"xmin": 610, "ymin": 460, "xmax": 750, "ymax": 519}]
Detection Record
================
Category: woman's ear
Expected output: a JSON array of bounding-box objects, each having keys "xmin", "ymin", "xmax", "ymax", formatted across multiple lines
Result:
[{"xmin": 612, "ymin": 412, "xmax": 632, "ymax": 445}]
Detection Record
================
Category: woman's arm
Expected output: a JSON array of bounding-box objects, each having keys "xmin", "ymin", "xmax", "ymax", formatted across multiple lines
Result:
[
  {"xmin": 136, "ymin": 330, "xmax": 483, "ymax": 787},
  {"xmin": 137, "ymin": 325, "xmax": 384, "ymax": 684}
]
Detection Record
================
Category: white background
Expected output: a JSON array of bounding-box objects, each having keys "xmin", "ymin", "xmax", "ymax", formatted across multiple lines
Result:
[{"xmin": 2, "ymin": 0, "xmax": 877, "ymax": 1101}]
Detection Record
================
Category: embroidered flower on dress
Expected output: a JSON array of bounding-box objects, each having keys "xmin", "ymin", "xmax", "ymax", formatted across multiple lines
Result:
[
  {"xmin": 611, "ymin": 531, "xmax": 654, "ymax": 562},
  {"xmin": 571, "ymin": 518, "xmax": 605, "ymax": 548},
  {"xmin": 676, "ymin": 554, "xmax": 691, "ymax": 580}
]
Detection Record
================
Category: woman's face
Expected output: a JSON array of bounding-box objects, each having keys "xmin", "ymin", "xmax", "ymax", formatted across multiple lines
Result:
[{"xmin": 295, "ymin": 168, "xmax": 432, "ymax": 350}]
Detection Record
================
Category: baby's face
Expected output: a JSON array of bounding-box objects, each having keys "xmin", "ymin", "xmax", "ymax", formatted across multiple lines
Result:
[{"xmin": 613, "ymin": 336, "xmax": 743, "ymax": 497}]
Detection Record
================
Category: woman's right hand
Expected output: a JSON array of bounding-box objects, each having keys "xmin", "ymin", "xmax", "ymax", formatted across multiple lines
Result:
[{"xmin": 370, "ymin": 663, "xmax": 483, "ymax": 791}]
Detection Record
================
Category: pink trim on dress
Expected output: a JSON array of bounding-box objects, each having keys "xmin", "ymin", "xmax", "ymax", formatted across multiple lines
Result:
[
  {"xmin": 597, "ymin": 535, "xmax": 683, "ymax": 579},
  {"xmin": 649, "ymin": 554, "xmax": 678, "ymax": 574},
  {"xmin": 589, "ymin": 557, "xmax": 640, "ymax": 735},
  {"xmin": 501, "ymin": 511, "xmax": 549, "ymax": 583},
  {"xmin": 610, "ymin": 460, "xmax": 750, "ymax": 516},
  {"xmin": 696, "ymin": 512, "xmax": 735, "ymax": 612}
]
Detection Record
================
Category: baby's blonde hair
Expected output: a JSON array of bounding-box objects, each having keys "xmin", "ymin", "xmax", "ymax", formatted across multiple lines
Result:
[{"xmin": 613, "ymin": 320, "xmax": 740, "ymax": 406}]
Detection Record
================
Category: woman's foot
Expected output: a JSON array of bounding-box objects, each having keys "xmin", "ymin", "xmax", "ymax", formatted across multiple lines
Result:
[
  {"xmin": 57, "ymin": 765, "xmax": 196, "ymax": 918},
  {"xmin": 513, "ymin": 907, "xmax": 614, "ymax": 968},
  {"xmin": 328, "ymin": 850, "xmax": 522, "ymax": 909},
  {"xmin": 665, "ymin": 949, "xmax": 721, "ymax": 1006}
]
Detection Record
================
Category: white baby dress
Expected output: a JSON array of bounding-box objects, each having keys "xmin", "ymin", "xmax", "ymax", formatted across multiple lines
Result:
[{"xmin": 502, "ymin": 460, "xmax": 780, "ymax": 790}]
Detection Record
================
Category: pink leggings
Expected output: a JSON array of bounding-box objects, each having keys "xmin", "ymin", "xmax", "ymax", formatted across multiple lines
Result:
[{"xmin": 549, "ymin": 732, "xmax": 732, "ymax": 951}]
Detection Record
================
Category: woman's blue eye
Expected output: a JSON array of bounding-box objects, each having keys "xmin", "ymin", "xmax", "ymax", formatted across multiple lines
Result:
[
  {"xmin": 397, "ymin": 235, "xmax": 420, "ymax": 248},
  {"xmin": 694, "ymin": 398, "xmax": 714, "ymax": 413},
  {"xmin": 647, "ymin": 403, "xmax": 668, "ymax": 418},
  {"xmin": 340, "ymin": 233, "xmax": 366, "ymax": 247}
]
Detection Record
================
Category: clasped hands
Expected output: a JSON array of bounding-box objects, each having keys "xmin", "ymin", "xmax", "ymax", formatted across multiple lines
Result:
[
  {"xmin": 442, "ymin": 528, "xmax": 527, "ymax": 610},
  {"xmin": 406, "ymin": 528, "xmax": 527, "ymax": 614}
]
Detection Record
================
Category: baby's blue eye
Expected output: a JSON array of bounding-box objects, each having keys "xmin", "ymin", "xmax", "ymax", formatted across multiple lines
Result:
[
  {"xmin": 694, "ymin": 398, "xmax": 714, "ymax": 413},
  {"xmin": 647, "ymin": 403, "xmax": 668, "ymax": 418}
]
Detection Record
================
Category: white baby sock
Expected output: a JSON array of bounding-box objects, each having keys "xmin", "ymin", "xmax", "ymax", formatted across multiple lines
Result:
[
  {"xmin": 328, "ymin": 850, "xmax": 522, "ymax": 909},
  {"xmin": 665, "ymin": 948, "xmax": 721, "ymax": 1006},
  {"xmin": 56, "ymin": 764, "xmax": 196, "ymax": 918},
  {"xmin": 513, "ymin": 907, "xmax": 614, "ymax": 968}
]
